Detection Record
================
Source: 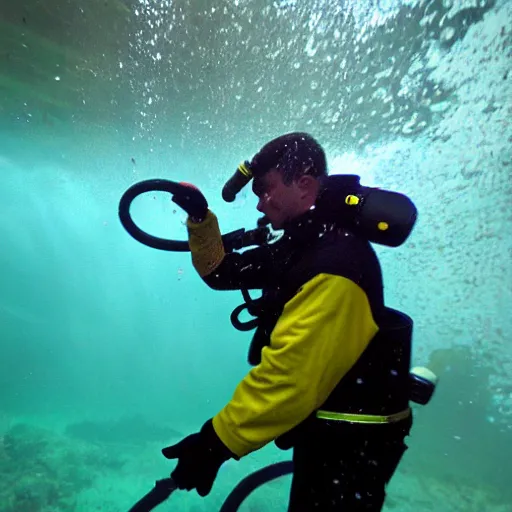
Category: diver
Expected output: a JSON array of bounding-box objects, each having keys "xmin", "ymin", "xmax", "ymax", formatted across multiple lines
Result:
[{"xmin": 157, "ymin": 132, "xmax": 431, "ymax": 511}]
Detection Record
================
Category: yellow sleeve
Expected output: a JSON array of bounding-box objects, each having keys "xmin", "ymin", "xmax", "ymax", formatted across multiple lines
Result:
[
  {"xmin": 186, "ymin": 210, "xmax": 226, "ymax": 277},
  {"xmin": 212, "ymin": 273, "xmax": 379, "ymax": 458}
]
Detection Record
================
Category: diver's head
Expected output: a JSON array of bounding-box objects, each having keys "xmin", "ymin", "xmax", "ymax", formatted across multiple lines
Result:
[{"xmin": 250, "ymin": 132, "xmax": 327, "ymax": 230}]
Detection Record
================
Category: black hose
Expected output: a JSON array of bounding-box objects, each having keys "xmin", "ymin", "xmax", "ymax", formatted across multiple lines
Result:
[
  {"xmin": 118, "ymin": 179, "xmax": 192, "ymax": 252},
  {"xmin": 118, "ymin": 179, "xmax": 273, "ymax": 252},
  {"xmin": 128, "ymin": 478, "xmax": 177, "ymax": 512},
  {"xmin": 220, "ymin": 461, "xmax": 293, "ymax": 512},
  {"xmin": 127, "ymin": 461, "xmax": 293, "ymax": 512}
]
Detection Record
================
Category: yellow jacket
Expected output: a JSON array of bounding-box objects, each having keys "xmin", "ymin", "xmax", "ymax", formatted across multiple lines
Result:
[{"xmin": 187, "ymin": 210, "xmax": 379, "ymax": 458}]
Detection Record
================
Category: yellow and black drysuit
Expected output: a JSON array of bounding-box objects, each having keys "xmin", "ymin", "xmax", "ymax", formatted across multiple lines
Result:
[{"xmin": 186, "ymin": 183, "xmax": 413, "ymax": 511}]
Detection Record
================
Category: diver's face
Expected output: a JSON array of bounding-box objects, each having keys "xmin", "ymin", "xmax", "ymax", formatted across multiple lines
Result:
[{"xmin": 253, "ymin": 169, "xmax": 316, "ymax": 230}]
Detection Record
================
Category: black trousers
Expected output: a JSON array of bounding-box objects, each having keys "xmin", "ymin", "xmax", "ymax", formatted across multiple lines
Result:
[{"xmin": 286, "ymin": 417, "xmax": 412, "ymax": 511}]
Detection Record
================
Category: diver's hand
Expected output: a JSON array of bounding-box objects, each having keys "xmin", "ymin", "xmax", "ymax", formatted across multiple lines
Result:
[
  {"xmin": 171, "ymin": 182, "xmax": 208, "ymax": 223},
  {"xmin": 162, "ymin": 419, "xmax": 236, "ymax": 497}
]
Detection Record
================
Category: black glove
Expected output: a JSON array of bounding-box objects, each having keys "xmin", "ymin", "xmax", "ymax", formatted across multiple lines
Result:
[
  {"xmin": 162, "ymin": 419, "xmax": 237, "ymax": 497},
  {"xmin": 171, "ymin": 182, "xmax": 208, "ymax": 223}
]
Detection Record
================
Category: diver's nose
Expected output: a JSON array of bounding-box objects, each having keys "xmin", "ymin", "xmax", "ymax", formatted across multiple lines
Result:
[{"xmin": 256, "ymin": 192, "xmax": 270, "ymax": 213}]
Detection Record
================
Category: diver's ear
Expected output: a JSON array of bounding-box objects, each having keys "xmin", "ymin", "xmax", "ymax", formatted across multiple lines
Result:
[{"xmin": 296, "ymin": 174, "xmax": 317, "ymax": 197}]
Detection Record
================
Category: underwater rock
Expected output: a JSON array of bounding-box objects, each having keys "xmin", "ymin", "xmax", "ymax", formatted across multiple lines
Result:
[
  {"xmin": 2, "ymin": 423, "xmax": 50, "ymax": 460},
  {"xmin": 0, "ymin": 422, "xmax": 129, "ymax": 512}
]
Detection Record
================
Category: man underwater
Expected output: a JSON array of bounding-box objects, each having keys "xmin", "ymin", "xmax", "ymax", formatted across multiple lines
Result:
[{"xmin": 162, "ymin": 132, "xmax": 416, "ymax": 511}]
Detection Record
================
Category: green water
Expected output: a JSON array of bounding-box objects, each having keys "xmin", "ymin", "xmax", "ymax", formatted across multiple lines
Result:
[{"xmin": 0, "ymin": 0, "xmax": 511, "ymax": 510}]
